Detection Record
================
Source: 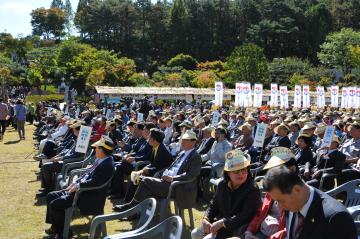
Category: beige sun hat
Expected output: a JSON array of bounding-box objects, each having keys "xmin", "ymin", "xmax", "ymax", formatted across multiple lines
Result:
[
  {"xmin": 224, "ymin": 149, "xmax": 251, "ymax": 172},
  {"xmin": 314, "ymin": 123, "xmax": 327, "ymax": 135},
  {"xmin": 263, "ymin": 147, "xmax": 295, "ymax": 170},
  {"xmin": 91, "ymin": 135, "xmax": 114, "ymax": 150},
  {"xmin": 182, "ymin": 130, "xmax": 197, "ymax": 140}
]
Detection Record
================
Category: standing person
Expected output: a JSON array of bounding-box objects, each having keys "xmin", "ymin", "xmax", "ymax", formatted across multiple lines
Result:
[
  {"xmin": 27, "ymin": 102, "xmax": 35, "ymax": 125},
  {"xmin": 0, "ymin": 98, "xmax": 9, "ymax": 141},
  {"xmin": 15, "ymin": 99, "xmax": 27, "ymax": 140}
]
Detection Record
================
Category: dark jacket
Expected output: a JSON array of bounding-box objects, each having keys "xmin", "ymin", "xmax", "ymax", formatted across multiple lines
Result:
[
  {"xmin": 295, "ymin": 146, "xmax": 314, "ymax": 166},
  {"xmin": 77, "ymin": 156, "xmax": 114, "ymax": 215},
  {"xmin": 144, "ymin": 143, "xmax": 173, "ymax": 176},
  {"xmin": 265, "ymin": 136, "xmax": 291, "ymax": 154},
  {"xmin": 296, "ymin": 189, "xmax": 356, "ymax": 239},
  {"xmin": 205, "ymin": 176, "xmax": 261, "ymax": 238},
  {"xmin": 197, "ymin": 137, "xmax": 215, "ymax": 155},
  {"xmin": 157, "ymin": 149, "xmax": 202, "ymax": 209},
  {"xmin": 315, "ymin": 150, "xmax": 346, "ymax": 175}
]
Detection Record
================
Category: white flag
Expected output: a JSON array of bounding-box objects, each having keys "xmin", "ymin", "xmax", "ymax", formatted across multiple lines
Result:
[
  {"xmin": 302, "ymin": 85, "xmax": 310, "ymax": 108},
  {"xmin": 349, "ymin": 87, "xmax": 357, "ymax": 109},
  {"xmin": 356, "ymin": 87, "xmax": 360, "ymax": 109},
  {"xmin": 341, "ymin": 87, "xmax": 349, "ymax": 109},
  {"xmin": 253, "ymin": 84, "xmax": 263, "ymax": 107},
  {"xmin": 316, "ymin": 86, "xmax": 325, "ymax": 108},
  {"xmin": 294, "ymin": 85, "xmax": 302, "ymax": 108},
  {"xmin": 330, "ymin": 85, "xmax": 339, "ymax": 108},
  {"xmin": 243, "ymin": 82, "xmax": 252, "ymax": 108},
  {"xmin": 279, "ymin": 86, "xmax": 289, "ymax": 109},
  {"xmin": 235, "ymin": 83, "xmax": 243, "ymax": 108},
  {"xmin": 214, "ymin": 82, "xmax": 223, "ymax": 107},
  {"xmin": 270, "ymin": 83, "xmax": 278, "ymax": 107}
]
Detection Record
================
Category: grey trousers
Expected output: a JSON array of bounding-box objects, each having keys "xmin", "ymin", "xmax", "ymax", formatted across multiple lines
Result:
[
  {"xmin": 133, "ymin": 177, "xmax": 171, "ymax": 202},
  {"xmin": 17, "ymin": 120, "xmax": 25, "ymax": 138}
]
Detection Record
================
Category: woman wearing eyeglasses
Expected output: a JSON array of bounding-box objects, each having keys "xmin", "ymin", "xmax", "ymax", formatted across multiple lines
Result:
[{"xmin": 192, "ymin": 149, "xmax": 261, "ymax": 239}]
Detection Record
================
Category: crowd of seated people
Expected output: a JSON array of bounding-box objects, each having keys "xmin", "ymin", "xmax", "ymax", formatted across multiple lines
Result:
[{"xmin": 31, "ymin": 98, "xmax": 360, "ymax": 239}]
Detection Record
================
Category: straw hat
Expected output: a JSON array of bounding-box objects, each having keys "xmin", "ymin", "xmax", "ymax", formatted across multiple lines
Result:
[
  {"xmin": 224, "ymin": 149, "xmax": 251, "ymax": 172},
  {"xmin": 182, "ymin": 130, "xmax": 197, "ymax": 140},
  {"xmin": 263, "ymin": 147, "xmax": 295, "ymax": 170},
  {"xmin": 91, "ymin": 135, "xmax": 114, "ymax": 150},
  {"xmin": 314, "ymin": 123, "xmax": 327, "ymax": 135}
]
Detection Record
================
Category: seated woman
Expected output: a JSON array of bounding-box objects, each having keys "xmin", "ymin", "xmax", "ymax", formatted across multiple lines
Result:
[
  {"xmin": 243, "ymin": 147, "xmax": 298, "ymax": 239},
  {"xmin": 192, "ymin": 149, "xmax": 261, "ymax": 239},
  {"xmin": 293, "ymin": 134, "xmax": 315, "ymax": 180}
]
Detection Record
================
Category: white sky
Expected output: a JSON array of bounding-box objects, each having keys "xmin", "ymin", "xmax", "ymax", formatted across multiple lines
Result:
[{"xmin": 0, "ymin": 0, "xmax": 79, "ymax": 37}]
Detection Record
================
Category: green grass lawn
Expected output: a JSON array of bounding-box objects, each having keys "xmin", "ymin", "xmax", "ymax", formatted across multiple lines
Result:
[{"xmin": 0, "ymin": 125, "xmax": 207, "ymax": 239}]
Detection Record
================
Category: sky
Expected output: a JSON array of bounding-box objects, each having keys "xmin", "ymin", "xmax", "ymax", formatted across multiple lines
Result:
[{"xmin": 0, "ymin": 0, "xmax": 79, "ymax": 37}]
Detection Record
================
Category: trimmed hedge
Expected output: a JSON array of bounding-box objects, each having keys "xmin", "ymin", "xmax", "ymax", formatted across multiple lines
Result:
[{"xmin": 25, "ymin": 94, "xmax": 65, "ymax": 105}]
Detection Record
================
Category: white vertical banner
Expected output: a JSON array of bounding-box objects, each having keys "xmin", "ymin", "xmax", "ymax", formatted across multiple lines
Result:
[
  {"xmin": 270, "ymin": 83, "xmax": 278, "ymax": 107},
  {"xmin": 294, "ymin": 85, "xmax": 302, "ymax": 108},
  {"xmin": 235, "ymin": 83, "xmax": 243, "ymax": 108},
  {"xmin": 302, "ymin": 85, "xmax": 310, "ymax": 108},
  {"xmin": 253, "ymin": 83, "xmax": 263, "ymax": 107},
  {"xmin": 243, "ymin": 82, "xmax": 252, "ymax": 108},
  {"xmin": 75, "ymin": 126, "xmax": 93, "ymax": 153},
  {"xmin": 253, "ymin": 123, "xmax": 268, "ymax": 148},
  {"xmin": 349, "ymin": 87, "xmax": 357, "ymax": 109},
  {"xmin": 341, "ymin": 87, "xmax": 349, "ymax": 109},
  {"xmin": 330, "ymin": 85, "xmax": 339, "ymax": 108},
  {"xmin": 214, "ymin": 82, "xmax": 223, "ymax": 107},
  {"xmin": 279, "ymin": 86, "xmax": 289, "ymax": 109},
  {"xmin": 356, "ymin": 87, "xmax": 360, "ymax": 109},
  {"xmin": 316, "ymin": 86, "xmax": 325, "ymax": 109}
]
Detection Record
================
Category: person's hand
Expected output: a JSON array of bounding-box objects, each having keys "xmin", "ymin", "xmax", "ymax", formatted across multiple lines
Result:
[
  {"xmin": 210, "ymin": 219, "xmax": 224, "ymax": 234},
  {"xmin": 304, "ymin": 170, "xmax": 311, "ymax": 179},
  {"xmin": 356, "ymin": 159, "xmax": 360, "ymax": 169},
  {"xmin": 126, "ymin": 157, "xmax": 135, "ymax": 163},
  {"xmin": 312, "ymin": 170, "xmax": 321, "ymax": 179},
  {"xmin": 142, "ymin": 168, "xmax": 149, "ymax": 176},
  {"xmin": 161, "ymin": 175, "xmax": 173, "ymax": 183},
  {"xmin": 117, "ymin": 140, "xmax": 125, "ymax": 148},
  {"xmin": 68, "ymin": 184, "xmax": 77, "ymax": 193},
  {"xmin": 202, "ymin": 219, "xmax": 211, "ymax": 234}
]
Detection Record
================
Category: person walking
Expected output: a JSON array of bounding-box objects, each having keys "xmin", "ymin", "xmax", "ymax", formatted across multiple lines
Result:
[
  {"xmin": 0, "ymin": 98, "xmax": 9, "ymax": 141},
  {"xmin": 15, "ymin": 99, "xmax": 26, "ymax": 140}
]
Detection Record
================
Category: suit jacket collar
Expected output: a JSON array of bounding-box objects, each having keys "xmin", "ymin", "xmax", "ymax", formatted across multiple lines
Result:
[{"xmin": 169, "ymin": 148, "xmax": 195, "ymax": 171}]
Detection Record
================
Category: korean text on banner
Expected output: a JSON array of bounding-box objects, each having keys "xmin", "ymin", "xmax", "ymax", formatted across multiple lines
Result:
[
  {"xmin": 294, "ymin": 85, "xmax": 302, "ymax": 108},
  {"xmin": 302, "ymin": 85, "xmax": 310, "ymax": 108},
  {"xmin": 321, "ymin": 126, "xmax": 335, "ymax": 148},
  {"xmin": 75, "ymin": 126, "xmax": 93, "ymax": 154},
  {"xmin": 137, "ymin": 113, "xmax": 144, "ymax": 122},
  {"xmin": 214, "ymin": 82, "xmax": 223, "ymax": 107},
  {"xmin": 279, "ymin": 86, "xmax": 289, "ymax": 109},
  {"xmin": 253, "ymin": 84, "xmax": 263, "ymax": 107},
  {"xmin": 253, "ymin": 123, "xmax": 268, "ymax": 148},
  {"xmin": 331, "ymin": 85, "xmax": 339, "ymax": 108},
  {"xmin": 270, "ymin": 83, "xmax": 278, "ymax": 107}
]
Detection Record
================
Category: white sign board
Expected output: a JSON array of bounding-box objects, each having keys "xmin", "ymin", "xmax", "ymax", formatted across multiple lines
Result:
[
  {"xmin": 212, "ymin": 111, "xmax": 220, "ymax": 126},
  {"xmin": 294, "ymin": 85, "xmax": 302, "ymax": 108},
  {"xmin": 253, "ymin": 123, "xmax": 268, "ymax": 148},
  {"xmin": 137, "ymin": 112, "xmax": 144, "ymax": 122},
  {"xmin": 270, "ymin": 83, "xmax": 278, "ymax": 107},
  {"xmin": 253, "ymin": 83, "xmax": 263, "ymax": 107},
  {"xmin": 75, "ymin": 126, "xmax": 93, "ymax": 153},
  {"xmin": 321, "ymin": 126, "xmax": 335, "ymax": 148},
  {"xmin": 279, "ymin": 86, "xmax": 289, "ymax": 109},
  {"xmin": 302, "ymin": 85, "xmax": 310, "ymax": 108},
  {"xmin": 331, "ymin": 85, "xmax": 339, "ymax": 108}
]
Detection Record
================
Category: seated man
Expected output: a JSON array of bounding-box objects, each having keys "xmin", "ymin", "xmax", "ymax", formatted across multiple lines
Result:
[
  {"xmin": 37, "ymin": 121, "xmax": 85, "ymax": 197},
  {"xmin": 113, "ymin": 130, "xmax": 201, "ymax": 212},
  {"xmin": 44, "ymin": 135, "xmax": 115, "ymax": 239},
  {"xmin": 123, "ymin": 128, "xmax": 174, "ymax": 202}
]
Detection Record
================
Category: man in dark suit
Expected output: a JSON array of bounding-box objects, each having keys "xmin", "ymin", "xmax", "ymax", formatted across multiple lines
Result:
[
  {"xmin": 109, "ymin": 123, "xmax": 154, "ymax": 198},
  {"xmin": 197, "ymin": 126, "xmax": 215, "ymax": 156},
  {"xmin": 113, "ymin": 130, "xmax": 202, "ymax": 212},
  {"xmin": 123, "ymin": 128, "xmax": 174, "ymax": 202},
  {"xmin": 44, "ymin": 135, "xmax": 115, "ymax": 239},
  {"xmin": 263, "ymin": 166, "xmax": 356, "ymax": 239}
]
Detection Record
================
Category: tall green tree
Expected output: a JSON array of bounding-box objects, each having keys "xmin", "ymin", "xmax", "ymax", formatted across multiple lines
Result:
[
  {"xmin": 51, "ymin": 0, "xmax": 64, "ymax": 9},
  {"xmin": 226, "ymin": 43, "xmax": 268, "ymax": 85},
  {"xmin": 169, "ymin": 0, "xmax": 189, "ymax": 55},
  {"xmin": 30, "ymin": 7, "xmax": 66, "ymax": 40}
]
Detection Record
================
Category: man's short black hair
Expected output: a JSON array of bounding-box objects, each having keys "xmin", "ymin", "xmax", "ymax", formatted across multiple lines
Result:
[
  {"xmin": 145, "ymin": 122, "xmax": 156, "ymax": 131},
  {"xmin": 263, "ymin": 166, "xmax": 304, "ymax": 194},
  {"xmin": 149, "ymin": 128, "xmax": 165, "ymax": 143}
]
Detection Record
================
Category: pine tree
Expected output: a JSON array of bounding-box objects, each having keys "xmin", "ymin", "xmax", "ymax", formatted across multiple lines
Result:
[
  {"xmin": 64, "ymin": 0, "xmax": 73, "ymax": 34},
  {"xmin": 50, "ymin": 0, "xmax": 64, "ymax": 9}
]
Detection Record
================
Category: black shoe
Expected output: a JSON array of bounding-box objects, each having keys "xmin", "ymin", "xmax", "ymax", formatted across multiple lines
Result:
[
  {"xmin": 45, "ymin": 227, "xmax": 55, "ymax": 235},
  {"xmin": 36, "ymin": 190, "xmax": 49, "ymax": 197},
  {"xmin": 108, "ymin": 193, "xmax": 123, "ymax": 200},
  {"xmin": 112, "ymin": 203, "xmax": 133, "ymax": 212}
]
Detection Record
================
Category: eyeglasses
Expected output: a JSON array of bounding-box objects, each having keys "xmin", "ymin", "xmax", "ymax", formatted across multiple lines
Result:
[{"xmin": 231, "ymin": 168, "xmax": 248, "ymax": 174}]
